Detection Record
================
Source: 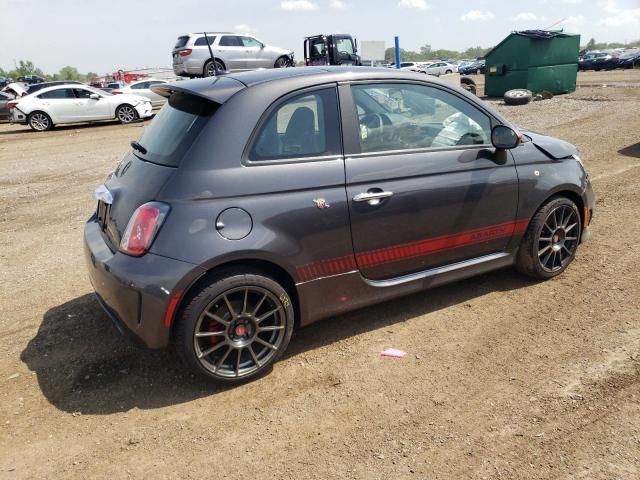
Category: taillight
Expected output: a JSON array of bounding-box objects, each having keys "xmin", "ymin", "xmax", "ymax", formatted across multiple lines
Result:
[
  {"xmin": 120, "ymin": 202, "xmax": 170, "ymax": 256},
  {"xmin": 178, "ymin": 48, "xmax": 192, "ymax": 57},
  {"xmin": 7, "ymin": 101, "xmax": 17, "ymax": 110},
  {"xmin": 112, "ymin": 90, "xmax": 123, "ymax": 95}
]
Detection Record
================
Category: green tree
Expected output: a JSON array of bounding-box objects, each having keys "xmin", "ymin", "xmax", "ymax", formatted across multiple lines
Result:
[
  {"xmin": 58, "ymin": 66, "xmax": 83, "ymax": 81},
  {"xmin": 586, "ymin": 38, "xmax": 596, "ymax": 50}
]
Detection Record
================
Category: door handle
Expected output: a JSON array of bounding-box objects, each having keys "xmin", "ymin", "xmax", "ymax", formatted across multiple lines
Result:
[{"xmin": 353, "ymin": 190, "xmax": 393, "ymax": 205}]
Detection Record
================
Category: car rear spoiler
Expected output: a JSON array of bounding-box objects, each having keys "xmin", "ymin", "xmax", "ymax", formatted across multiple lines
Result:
[{"xmin": 151, "ymin": 76, "xmax": 245, "ymax": 105}]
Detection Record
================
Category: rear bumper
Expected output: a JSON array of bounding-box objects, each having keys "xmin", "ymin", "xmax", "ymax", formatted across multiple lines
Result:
[{"xmin": 84, "ymin": 216, "xmax": 202, "ymax": 348}]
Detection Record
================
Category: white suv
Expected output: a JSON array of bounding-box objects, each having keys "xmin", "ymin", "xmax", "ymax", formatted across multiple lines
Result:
[{"xmin": 172, "ymin": 33, "xmax": 294, "ymax": 77}]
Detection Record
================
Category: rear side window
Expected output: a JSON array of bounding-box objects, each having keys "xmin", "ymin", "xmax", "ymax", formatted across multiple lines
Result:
[
  {"xmin": 38, "ymin": 88, "xmax": 75, "ymax": 99},
  {"xmin": 194, "ymin": 36, "xmax": 216, "ymax": 46},
  {"xmin": 135, "ymin": 92, "xmax": 218, "ymax": 167},
  {"xmin": 174, "ymin": 36, "xmax": 189, "ymax": 49},
  {"xmin": 250, "ymin": 88, "xmax": 341, "ymax": 161}
]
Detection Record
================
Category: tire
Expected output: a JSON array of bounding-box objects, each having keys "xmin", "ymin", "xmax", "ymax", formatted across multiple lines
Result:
[
  {"xmin": 28, "ymin": 111, "xmax": 52, "ymax": 131},
  {"xmin": 204, "ymin": 59, "xmax": 225, "ymax": 77},
  {"xmin": 174, "ymin": 270, "xmax": 295, "ymax": 383},
  {"xmin": 445, "ymin": 69, "xmax": 453, "ymax": 74},
  {"xmin": 116, "ymin": 104, "xmax": 138, "ymax": 124},
  {"xmin": 516, "ymin": 197, "xmax": 582, "ymax": 280},
  {"xmin": 460, "ymin": 78, "xmax": 477, "ymax": 95},
  {"xmin": 504, "ymin": 89, "xmax": 532, "ymax": 106},
  {"xmin": 274, "ymin": 56, "xmax": 291, "ymax": 68}
]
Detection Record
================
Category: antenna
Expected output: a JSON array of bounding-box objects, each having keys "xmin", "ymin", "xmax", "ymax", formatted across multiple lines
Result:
[
  {"xmin": 545, "ymin": 17, "xmax": 566, "ymax": 30},
  {"xmin": 203, "ymin": 32, "xmax": 218, "ymax": 76}
]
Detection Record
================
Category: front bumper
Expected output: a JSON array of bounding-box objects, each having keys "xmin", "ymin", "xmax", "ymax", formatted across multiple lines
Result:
[
  {"xmin": 581, "ymin": 174, "xmax": 595, "ymax": 243},
  {"xmin": 135, "ymin": 102, "xmax": 153, "ymax": 119},
  {"xmin": 84, "ymin": 217, "xmax": 201, "ymax": 348}
]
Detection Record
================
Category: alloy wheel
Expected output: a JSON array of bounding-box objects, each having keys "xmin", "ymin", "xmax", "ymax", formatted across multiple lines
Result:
[
  {"xmin": 193, "ymin": 286, "xmax": 287, "ymax": 378},
  {"xmin": 537, "ymin": 205, "xmax": 580, "ymax": 272},
  {"xmin": 30, "ymin": 113, "xmax": 50, "ymax": 131},
  {"xmin": 117, "ymin": 105, "xmax": 136, "ymax": 123}
]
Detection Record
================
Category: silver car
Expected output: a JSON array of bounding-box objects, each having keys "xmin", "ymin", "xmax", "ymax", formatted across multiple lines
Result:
[{"xmin": 172, "ymin": 32, "xmax": 294, "ymax": 77}]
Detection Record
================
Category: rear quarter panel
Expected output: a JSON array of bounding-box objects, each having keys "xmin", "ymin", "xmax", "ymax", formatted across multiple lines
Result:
[{"xmin": 150, "ymin": 79, "xmax": 354, "ymax": 288}]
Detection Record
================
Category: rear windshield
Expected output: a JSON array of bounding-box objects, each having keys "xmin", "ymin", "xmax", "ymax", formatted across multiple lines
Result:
[
  {"xmin": 174, "ymin": 36, "xmax": 190, "ymax": 49},
  {"xmin": 135, "ymin": 92, "xmax": 217, "ymax": 167}
]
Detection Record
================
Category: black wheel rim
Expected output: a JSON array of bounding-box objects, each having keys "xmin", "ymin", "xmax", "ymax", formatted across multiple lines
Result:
[
  {"xmin": 538, "ymin": 205, "xmax": 580, "ymax": 273},
  {"xmin": 193, "ymin": 286, "xmax": 286, "ymax": 378}
]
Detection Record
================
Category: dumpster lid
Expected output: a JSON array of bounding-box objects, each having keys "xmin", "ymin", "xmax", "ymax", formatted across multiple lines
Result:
[{"xmin": 512, "ymin": 29, "xmax": 575, "ymax": 39}]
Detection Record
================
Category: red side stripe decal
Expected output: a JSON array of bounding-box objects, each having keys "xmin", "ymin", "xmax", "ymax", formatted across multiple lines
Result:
[{"xmin": 296, "ymin": 219, "xmax": 529, "ymax": 282}]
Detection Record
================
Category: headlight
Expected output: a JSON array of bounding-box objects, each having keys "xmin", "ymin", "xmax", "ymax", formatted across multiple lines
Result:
[{"xmin": 572, "ymin": 154, "xmax": 585, "ymax": 168}]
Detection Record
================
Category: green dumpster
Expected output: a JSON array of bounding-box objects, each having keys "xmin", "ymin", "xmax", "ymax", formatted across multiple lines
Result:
[{"xmin": 484, "ymin": 30, "xmax": 580, "ymax": 97}]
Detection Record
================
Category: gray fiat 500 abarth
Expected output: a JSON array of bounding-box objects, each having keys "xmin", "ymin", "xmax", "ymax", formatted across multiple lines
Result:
[{"xmin": 84, "ymin": 67, "xmax": 594, "ymax": 383}]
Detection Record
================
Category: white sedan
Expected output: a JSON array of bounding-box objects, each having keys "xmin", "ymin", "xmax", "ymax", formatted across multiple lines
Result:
[
  {"xmin": 112, "ymin": 79, "xmax": 168, "ymax": 107},
  {"xmin": 423, "ymin": 62, "xmax": 458, "ymax": 76},
  {"xmin": 10, "ymin": 84, "xmax": 153, "ymax": 131}
]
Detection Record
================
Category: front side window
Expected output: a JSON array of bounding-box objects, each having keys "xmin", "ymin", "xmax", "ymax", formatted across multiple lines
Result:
[
  {"xmin": 310, "ymin": 39, "xmax": 326, "ymax": 58},
  {"xmin": 351, "ymin": 83, "xmax": 491, "ymax": 153},
  {"xmin": 38, "ymin": 88, "xmax": 75, "ymax": 99},
  {"xmin": 241, "ymin": 37, "xmax": 261, "ymax": 48},
  {"xmin": 250, "ymin": 88, "xmax": 341, "ymax": 161},
  {"xmin": 74, "ymin": 88, "xmax": 95, "ymax": 98},
  {"xmin": 131, "ymin": 82, "xmax": 149, "ymax": 90},
  {"xmin": 219, "ymin": 36, "xmax": 242, "ymax": 47},
  {"xmin": 335, "ymin": 38, "xmax": 354, "ymax": 54}
]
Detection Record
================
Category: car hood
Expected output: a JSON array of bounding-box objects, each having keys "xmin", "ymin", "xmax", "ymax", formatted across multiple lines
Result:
[
  {"xmin": 520, "ymin": 129, "xmax": 577, "ymax": 159},
  {"xmin": 111, "ymin": 93, "xmax": 149, "ymax": 104},
  {"xmin": 265, "ymin": 45, "xmax": 294, "ymax": 56}
]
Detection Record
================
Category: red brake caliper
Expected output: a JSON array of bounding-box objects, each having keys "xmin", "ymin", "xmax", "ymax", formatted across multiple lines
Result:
[{"xmin": 207, "ymin": 320, "xmax": 224, "ymax": 345}]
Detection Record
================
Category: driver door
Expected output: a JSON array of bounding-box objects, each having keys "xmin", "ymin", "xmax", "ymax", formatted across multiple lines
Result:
[
  {"xmin": 73, "ymin": 87, "xmax": 111, "ymax": 120},
  {"xmin": 341, "ymin": 82, "xmax": 520, "ymax": 280}
]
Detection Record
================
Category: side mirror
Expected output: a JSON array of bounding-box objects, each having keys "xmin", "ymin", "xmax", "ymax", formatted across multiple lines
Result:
[
  {"xmin": 260, "ymin": 42, "xmax": 265, "ymax": 49},
  {"xmin": 89, "ymin": 93, "xmax": 100, "ymax": 100},
  {"xmin": 491, "ymin": 125, "xmax": 520, "ymax": 150}
]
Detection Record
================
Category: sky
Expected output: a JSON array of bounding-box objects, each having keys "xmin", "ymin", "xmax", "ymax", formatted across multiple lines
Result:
[{"xmin": 1, "ymin": 0, "xmax": 639, "ymax": 74}]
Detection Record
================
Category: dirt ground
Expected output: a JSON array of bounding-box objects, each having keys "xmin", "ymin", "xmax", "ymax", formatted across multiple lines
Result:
[{"xmin": 1, "ymin": 70, "xmax": 639, "ymax": 479}]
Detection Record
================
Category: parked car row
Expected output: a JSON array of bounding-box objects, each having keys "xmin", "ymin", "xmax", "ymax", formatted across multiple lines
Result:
[
  {"xmin": 579, "ymin": 50, "xmax": 640, "ymax": 71},
  {"xmin": 1, "ymin": 77, "xmax": 170, "ymax": 130},
  {"xmin": 390, "ymin": 61, "xmax": 459, "ymax": 76},
  {"xmin": 458, "ymin": 60, "xmax": 486, "ymax": 75}
]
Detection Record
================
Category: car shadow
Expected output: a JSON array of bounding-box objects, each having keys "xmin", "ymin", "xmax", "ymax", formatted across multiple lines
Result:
[
  {"xmin": 618, "ymin": 143, "xmax": 640, "ymax": 158},
  {"xmin": 22, "ymin": 268, "xmax": 534, "ymax": 414},
  {"xmin": 0, "ymin": 119, "xmax": 149, "ymax": 135}
]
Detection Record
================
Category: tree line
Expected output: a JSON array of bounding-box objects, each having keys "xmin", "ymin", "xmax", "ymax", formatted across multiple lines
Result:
[{"xmin": 0, "ymin": 60, "xmax": 97, "ymax": 82}]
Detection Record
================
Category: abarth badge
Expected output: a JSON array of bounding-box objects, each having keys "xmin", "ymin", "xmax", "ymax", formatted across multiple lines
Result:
[{"xmin": 313, "ymin": 198, "xmax": 330, "ymax": 209}]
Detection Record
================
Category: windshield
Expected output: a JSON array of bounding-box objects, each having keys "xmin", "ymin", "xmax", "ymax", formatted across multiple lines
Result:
[{"xmin": 136, "ymin": 92, "xmax": 218, "ymax": 167}]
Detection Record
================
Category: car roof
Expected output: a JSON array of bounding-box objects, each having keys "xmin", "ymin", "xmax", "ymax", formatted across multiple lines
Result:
[
  {"xmin": 154, "ymin": 66, "xmax": 459, "ymax": 104},
  {"xmin": 29, "ymin": 84, "xmax": 96, "ymax": 95}
]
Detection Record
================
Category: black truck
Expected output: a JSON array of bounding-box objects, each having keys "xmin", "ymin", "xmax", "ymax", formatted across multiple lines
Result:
[{"xmin": 304, "ymin": 34, "xmax": 362, "ymax": 66}]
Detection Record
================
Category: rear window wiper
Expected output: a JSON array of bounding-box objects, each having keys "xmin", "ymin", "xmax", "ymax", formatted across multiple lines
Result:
[{"xmin": 130, "ymin": 140, "xmax": 147, "ymax": 155}]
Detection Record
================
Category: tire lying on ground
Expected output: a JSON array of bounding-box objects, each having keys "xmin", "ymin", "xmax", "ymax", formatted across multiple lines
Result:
[{"xmin": 504, "ymin": 89, "xmax": 533, "ymax": 106}]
